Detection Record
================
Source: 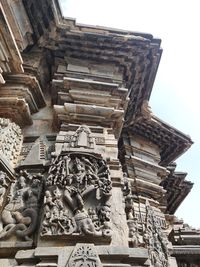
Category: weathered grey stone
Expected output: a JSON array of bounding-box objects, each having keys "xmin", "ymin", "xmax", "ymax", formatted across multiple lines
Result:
[{"xmin": 0, "ymin": 0, "xmax": 197, "ymax": 266}]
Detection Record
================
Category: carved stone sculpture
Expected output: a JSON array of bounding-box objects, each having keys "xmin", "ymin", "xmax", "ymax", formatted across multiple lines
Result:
[
  {"xmin": 0, "ymin": 171, "xmax": 9, "ymax": 208},
  {"xmin": 144, "ymin": 201, "xmax": 169, "ymax": 267},
  {"xmin": 0, "ymin": 170, "xmax": 44, "ymax": 241},
  {"xmin": 123, "ymin": 173, "xmax": 144, "ymax": 247},
  {"xmin": 63, "ymin": 125, "xmax": 95, "ymax": 150},
  {"xmin": 41, "ymin": 152, "xmax": 112, "ymax": 238},
  {"xmin": 0, "ymin": 118, "xmax": 22, "ymax": 166},
  {"xmin": 67, "ymin": 243, "xmax": 102, "ymax": 267}
]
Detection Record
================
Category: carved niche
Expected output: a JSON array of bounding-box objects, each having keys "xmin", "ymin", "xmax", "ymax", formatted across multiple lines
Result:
[
  {"xmin": 41, "ymin": 152, "xmax": 112, "ymax": 239},
  {"xmin": 0, "ymin": 170, "xmax": 44, "ymax": 241},
  {"xmin": 62, "ymin": 125, "xmax": 95, "ymax": 150},
  {"xmin": 67, "ymin": 243, "xmax": 102, "ymax": 267},
  {"xmin": 0, "ymin": 118, "xmax": 22, "ymax": 166},
  {"xmin": 144, "ymin": 201, "xmax": 169, "ymax": 267}
]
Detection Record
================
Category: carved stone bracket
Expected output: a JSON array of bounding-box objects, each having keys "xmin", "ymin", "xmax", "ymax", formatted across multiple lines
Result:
[{"xmin": 41, "ymin": 152, "xmax": 112, "ymax": 239}]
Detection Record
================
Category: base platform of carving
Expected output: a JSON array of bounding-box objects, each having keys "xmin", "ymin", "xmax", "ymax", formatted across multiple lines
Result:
[
  {"xmin": 40, "ymin": 233, "xmax": 111, "ymax": 245},
  {"xmin": 0, "ymin": 240, "xmax": 33, "ymax": 257}
]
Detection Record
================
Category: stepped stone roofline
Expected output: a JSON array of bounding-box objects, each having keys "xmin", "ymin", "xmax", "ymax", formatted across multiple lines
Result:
[{"xmin": 124, "ymin": 113, "xmax": 193, "ymax": 166}]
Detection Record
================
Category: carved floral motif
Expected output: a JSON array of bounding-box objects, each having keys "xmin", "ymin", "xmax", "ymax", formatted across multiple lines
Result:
[
  {"xmin": 41, "ymin": 152, "xmax": 112, "ymax": 238},
  {"xmin": 0, "ymin": 170, "xmax": 44, "ymax": 241},
  {"xmin": 67, "ymin": 244, "xmax": 102, "ymax": 267}
]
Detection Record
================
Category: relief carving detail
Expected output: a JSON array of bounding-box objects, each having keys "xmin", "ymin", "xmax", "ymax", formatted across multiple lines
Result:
[
  {"xmin": 123, "ymin": 172, "xmax": 144, "ymax": 247},
  {"xmin": 144, "ymin": 201, "xmax": 169, "ymax": 267},
  {"xmin": 0, "ymin": 118, "xmax": 22, "ymax": 166},
  {"xmin": 0, "ymin": 171, "xmax": 9, "ymax": 208},
  {"xmin": 41, "ymin": 152, "xmax": 112, "ymax": 238},
  {"xmin": 0, "ymin": 170, "xmax": 44, "ymax": 241},
  {"xmin": 67, "ymin": 243, "xmax": 102, "ymax": 267},
  {"xmin": 63, "ymin": 125, "xmax": 95, "ymax": 151}
]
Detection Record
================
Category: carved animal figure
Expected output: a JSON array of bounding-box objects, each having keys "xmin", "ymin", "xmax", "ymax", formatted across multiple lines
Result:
[{"xmin": 74, "ymin": 211, "xmax": 101, "ymax": 236}]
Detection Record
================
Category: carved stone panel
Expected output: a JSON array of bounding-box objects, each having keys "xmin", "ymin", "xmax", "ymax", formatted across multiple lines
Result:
[
  {"xmin": 122, "ymin": 173, "xmax": 145, "ymax": 248},
  {"xmin": 62, "ymin": 125, "xmax": 95, "ymax": 151},
  {"xmin": 0, "ymin": 170, "xmax": 44, "ymax": 241},
  {"xmin": 0, "ymin": 118, "xmax": 22, "ymax": 167},
  {"xmin": 41, "ymin": 152, "xmax": 112, "ymax": 240},
  {"xmin": 144, "ymin": 201, "xmax": 169, "ymax": 267},
  {"xmin": 0, "ymin": 171, "xmax": 11, "ymax": 209},
  {"xmin": 67, "ymin": 243, "xmax": 102, "ymax": 267}
]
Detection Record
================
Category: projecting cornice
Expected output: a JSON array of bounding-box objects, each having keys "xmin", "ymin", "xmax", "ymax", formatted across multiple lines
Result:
[
  {"xmin": 22, "ymin": 0, "xmax": 162, "ymax": 123},
  {"xmin": 0, "ymin": 3, "xmax": 24, "ymax": 83},
  {"xmin": 161, "ymin": 163, "xmax": 193, "ymax": 214},
  {"xmin": 123, "ymin": 112, "xmax": 193, "ymax": 166}
]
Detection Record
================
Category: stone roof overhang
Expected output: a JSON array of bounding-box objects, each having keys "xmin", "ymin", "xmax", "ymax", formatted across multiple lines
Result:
[
  {"xmin": 161, "ymin": 165, "xmax": 193, "ymax": 214},
  {"xmin": 37, "ymin": 0, "xmax": 162, "ymax": 122},
  {"xmin": 23, "ymin": 0, "xmax": 193, "ymax": 166},
  {"xmin": 124, "ymin": 114, "xmax": 193, "ymax": 166},
  {"xmin": 173, "ymin": 245, "xmax": 200, "ymax": 256}
]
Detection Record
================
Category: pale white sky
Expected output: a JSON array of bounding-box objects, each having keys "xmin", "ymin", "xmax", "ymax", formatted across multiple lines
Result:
[{"xmin": 59, "ymin": 0, "xmax": 200, "ymax": 228}]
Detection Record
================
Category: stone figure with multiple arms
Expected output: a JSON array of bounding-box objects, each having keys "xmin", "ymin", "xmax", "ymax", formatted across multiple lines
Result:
[{"xmin": 42, "ymin": 152, "xmax": 112, "ymax": 238}]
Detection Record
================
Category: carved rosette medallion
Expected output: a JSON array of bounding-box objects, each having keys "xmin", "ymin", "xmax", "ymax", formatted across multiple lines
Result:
[
  {"xmin": 67, "ymin": 244, "xmax": 102, "ymax": 267},
  {"xmin": 41, "ymin": 152, "xmax": 112, "ymax": 239},
  {"xmin": 0, "ymin": 170, "xmax": 44, "ymax": 241}
]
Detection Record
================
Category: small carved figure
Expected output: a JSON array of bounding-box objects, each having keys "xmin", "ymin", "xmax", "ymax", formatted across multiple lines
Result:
[
  {"xmin": 125, "ymin": 195, "xmax": 135, "ymax": 220},
  {"xmin": 0, "ymin": 171, "xmax": 8, "ymax": 207},
  {"xmin": 122, "ymin": 172, "xmax": 130, "ymax": 195},
  {"xmin": 128, "ymin": 218, "xmax": 143, "ymax": 247}
]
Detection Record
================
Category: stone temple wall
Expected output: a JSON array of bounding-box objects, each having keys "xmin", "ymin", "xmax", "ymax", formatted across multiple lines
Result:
[{"xmin": 0, "ymin": 1, "xmax": 198, "ymax": 266}]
